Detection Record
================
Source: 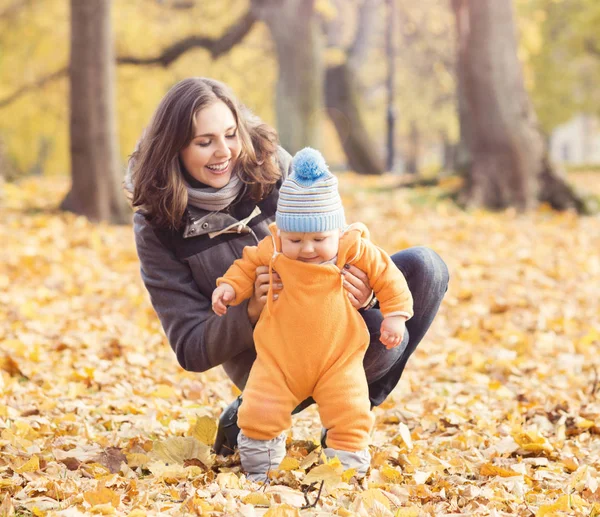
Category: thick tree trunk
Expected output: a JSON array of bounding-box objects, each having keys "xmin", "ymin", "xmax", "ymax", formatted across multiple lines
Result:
[
  {"xmin": 455, "ymin": 0, "xmax": 583, "ymax": 211},
  {"xmin": 451, "ymin": 0, "xmax": 472, "ymax": 177},
  {"xmin": 322, "ymin": 0, "xmax": 385, "ymax": 175},
  {"xmin": 324, "ymin": 64, "xmax": 385, "ymax": 175},
  {"xmin": 251, "ymin": 0, "xmax": 323, "ymax": 154},
  {"xmin": 61, "ymin": 0, "xmax": 128, "ymax": 224}
]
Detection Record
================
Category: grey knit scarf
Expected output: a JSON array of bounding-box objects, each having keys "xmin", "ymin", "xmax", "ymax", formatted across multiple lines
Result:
[{"xmin": 184, "ymin": 173, "xmax": 244, "ymax": 212}]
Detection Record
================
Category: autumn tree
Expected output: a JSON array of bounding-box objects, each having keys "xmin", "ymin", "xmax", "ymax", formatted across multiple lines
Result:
[
  {"xmin": 60, "ymin": 0, "xmax": 129, "ymax": 223},
  {"xmin": 452, "ymin": 0, "xmax": 584, "ymax": 211}
]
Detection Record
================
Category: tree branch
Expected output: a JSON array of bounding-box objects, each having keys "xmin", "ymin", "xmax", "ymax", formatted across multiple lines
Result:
[
  {"xmin": 0, "ymin": 66, "xmax": 69, "ymax": 109},
  {"xmin": 0, "ymin": 9, "xmax": 257, "ymax": 109},
  {"xmin": 584, "ymin": 38, "xmax": 600, "ymax": 58},
  {"xmin": 118, "ymin": 9, "xmax": 256, "ymax": 66}
]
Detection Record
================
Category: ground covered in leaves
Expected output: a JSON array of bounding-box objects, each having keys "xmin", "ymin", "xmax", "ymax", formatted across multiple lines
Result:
[{"xmin": 1, "ymin": 174, "xmax": 599, "ymax": 517}]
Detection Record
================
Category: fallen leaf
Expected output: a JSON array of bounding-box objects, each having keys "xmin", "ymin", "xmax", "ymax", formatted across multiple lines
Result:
[
  {"xmin": 83, "ymin": 486, "xmax": 120, "ymax": 509},
  {"xmin": 188, "ymin": 415, "xmax": 217, "ymax": 446},
  {"xmin": 263, "ymin": 504, "xmax": 301, "ymax": 517},
  {"xmin": 151, "ymin": 436, "xmax": 213, "ymax": 467}
]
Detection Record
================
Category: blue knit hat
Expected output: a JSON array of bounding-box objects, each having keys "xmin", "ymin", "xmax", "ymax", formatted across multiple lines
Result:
[{"xmin": 276, "ymin": 147, "xmax": 346, "ymax": 233}]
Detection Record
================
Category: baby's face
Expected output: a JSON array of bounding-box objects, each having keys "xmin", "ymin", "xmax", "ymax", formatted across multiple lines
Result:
[{"xmin": 279, "ymin": 229, "xmax": 341, "ymax": 264}]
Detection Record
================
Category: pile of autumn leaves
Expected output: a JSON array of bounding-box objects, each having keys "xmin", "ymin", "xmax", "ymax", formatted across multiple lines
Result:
[{"xmin": 1, "ymin": 175, "xmax": 599, "ymax": 517}]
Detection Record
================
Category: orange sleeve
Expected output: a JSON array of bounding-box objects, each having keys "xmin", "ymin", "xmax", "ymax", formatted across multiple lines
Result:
[
  {"xmin": 216, "ymin": 235, "xmax": 274, "ymax": 306},
  {"xmin": 350, "ymin": 238, "xmax": 413, "ymax": 319}
]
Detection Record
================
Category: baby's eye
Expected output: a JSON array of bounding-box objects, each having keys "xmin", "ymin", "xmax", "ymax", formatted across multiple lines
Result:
[
  {"xmin": 314, "ymin": 238, "xmax": 324, "ymax": 242},
  {"xmin": 291, "ymin": 240, "xmax": 301, "ymax": 244}
]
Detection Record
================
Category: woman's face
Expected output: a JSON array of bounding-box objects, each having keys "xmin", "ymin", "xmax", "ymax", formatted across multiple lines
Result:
[{"xmin": 180, "ymin": 100, "xmax": 242, "ymax": 188}]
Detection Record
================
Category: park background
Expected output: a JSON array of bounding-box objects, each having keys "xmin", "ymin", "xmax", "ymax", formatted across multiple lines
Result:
[{"xmin": 1, "ymin": 0, "xmax": 600, "ymax": 516}]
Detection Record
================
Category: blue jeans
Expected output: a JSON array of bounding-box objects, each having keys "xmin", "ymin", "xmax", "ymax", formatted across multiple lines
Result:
[
  {"xmin": 362, "ymin": 246, "xmax": 449, "ymax": 405},
  {"xmin": 294, "ymin": 246, "xmax": 449, "ymax": 412}
]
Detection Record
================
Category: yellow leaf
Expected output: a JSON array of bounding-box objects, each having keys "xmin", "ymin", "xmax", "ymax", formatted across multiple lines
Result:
[
  {"xmin": 358, "ymin": 489, "xmax": 391, "ymax": 510},
  {"xmin": 278, "ymin": 456, "xmax": 300, "ymax": 471},
  {"xmin": 84, "ymin": 486, "xmax": 120, "ymax": 508},
  {"xmin": 14, "ymin": 455, "xmax": 40, "ymax": 473},
  {"xmin": 395, "ymin": 507, "xmax": 421, "ymax": 517},
  {"xmin": 303, "ymin": 462, "xmax": 343, "ymax": 490},
  {"xmin": 151, "ymin": 384, "xmax": 177, "ymax": 399},
  {"xmin": 127, "ymin": 510, "xmax": 147, "ymax": 517},
  {"xmin": 536, "ymin": 494, "xmax": 587, "ymax": 516},
  {"xmin": 188, "ymin": 415, "xmax": 217, "ymax": 446},
  {"xmin": 125, "ymin": 453, "xmax": 150, "ymax": 468},
  {"xmin": 216, "ymin": 472, "xmax": 240, "ymax": 489},
  {"xmin": 243, "ymin": 492, "xmax": 271, "ymax": 506},
  {"xmin": 152, "ymin": 436, "xmax": 213, "ymax": 467},
  {"xmin": 342, "ymin": 468, "xmax": 357, "ymax": 482},
  {"xmin": 381, "ymin": 465, "xmax": 403, "ymax": 483},
  {"xmin": 90, "ymin": 503, "xmax": 116, "ymax": 515},
  {"xmin": 264, "ymin": 504, "xmax": 301, "ymax": 517},
  {"xmin": 511, "ymin": 429, "xmax": 553, "ymax": 454},
  {"xmin": 480, "ymin": 463, "xmax": 520, "ymax": 478}
]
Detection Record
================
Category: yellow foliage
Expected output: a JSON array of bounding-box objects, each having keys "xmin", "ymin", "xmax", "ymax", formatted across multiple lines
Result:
[{"xmin": 188, "ymin": 415, "xmax": 217, "ymax": 446}]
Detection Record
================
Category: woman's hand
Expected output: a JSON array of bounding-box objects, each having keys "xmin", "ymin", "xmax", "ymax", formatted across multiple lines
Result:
[
  {"xmin": 341, "ymin": 264, "xmax": 372, "ymax": 309},
  {"xmin": 247, "ymin": 266, "xmax": 283, "ymax": 325}
]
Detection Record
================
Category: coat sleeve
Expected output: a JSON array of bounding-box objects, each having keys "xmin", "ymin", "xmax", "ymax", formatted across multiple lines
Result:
[
  {"xmin": 133, "ymin": 212, "xmax": 257, "ymax": 373},
  {"xmin": 216, "ymin": 236, "xmax": 274, "ymax": 305},
  {"xmin": 351, "ymin": 238, "xmax": 414, "ymax": 320}
]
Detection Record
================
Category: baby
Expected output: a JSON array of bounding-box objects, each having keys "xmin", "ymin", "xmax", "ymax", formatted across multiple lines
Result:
[{"xmin": 212, "ymin": 148, "xmax": 413, "ymax": 481}]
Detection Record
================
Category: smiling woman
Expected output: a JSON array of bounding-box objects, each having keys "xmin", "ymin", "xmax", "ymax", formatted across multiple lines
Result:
[
  {"xmin": 180, "ymin": 101, "xmax": 241, "ymax": 189},
  {"xmin": 125, "ymin": 77, "xmax": 448, "ymax": 462}
]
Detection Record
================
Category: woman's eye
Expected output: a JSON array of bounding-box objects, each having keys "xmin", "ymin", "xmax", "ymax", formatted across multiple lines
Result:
[
  {"xmin": 226, "ymin": 132, "xmax": 237, "ymax": 139},
  {"xmin": 197, "ymin": 141, "xmax": 210, "ymax": 147}
]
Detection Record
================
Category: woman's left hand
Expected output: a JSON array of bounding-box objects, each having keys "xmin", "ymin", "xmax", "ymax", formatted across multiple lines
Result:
[{"xmin": 341, "ymin": 264, "xmax": 372, "ymax": 309}]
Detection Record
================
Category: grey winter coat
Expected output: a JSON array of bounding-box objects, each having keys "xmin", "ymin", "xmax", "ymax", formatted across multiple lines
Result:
[{"xmin": 133, "ymin": 147, "xmax": 293, "ymax": 388}]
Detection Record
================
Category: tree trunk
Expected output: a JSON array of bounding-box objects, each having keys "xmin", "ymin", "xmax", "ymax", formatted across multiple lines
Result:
[
  {"xmin": 61, "ymin": 0, "xmax": 129, "ymax": 224},
  {"xmin": 451, "ymin": 0, "xmax": 472, "ymax": 177},
  {"xmin": 455, "ymin": 0, "xmax": 583, "ymax": 211},
  {"xmin": 322, "ymin": 0, "xmax": 385, "ymax": 175},
  {"xmin": 404, "ymin": 120, "xmax": 419, "ymax": 175},
  {"xmin": 324, "ymin": 64, "xmax": 385, "ymax": 175},
  {"xmin": 385, "ymin": 0, "xmax": 397, "ymax": 172},
  {"xmin": 251, "ymin": 0, "xmax": 323, "ymax": 154}
]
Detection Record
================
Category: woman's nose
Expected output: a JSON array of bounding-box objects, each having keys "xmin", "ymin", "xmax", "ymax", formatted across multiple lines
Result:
[{"xmin": 214, "ymin": 137, "xmax": 230, "ymax": 157}]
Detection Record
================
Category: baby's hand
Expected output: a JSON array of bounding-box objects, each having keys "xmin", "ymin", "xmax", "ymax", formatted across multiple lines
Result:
[
  {"xmin": 212, "ymin": 284, "xmax": 236, "ymax": 316},
  {"xmin": 380, "ymin": 316, "xmax": 407, "ymax": 349}
]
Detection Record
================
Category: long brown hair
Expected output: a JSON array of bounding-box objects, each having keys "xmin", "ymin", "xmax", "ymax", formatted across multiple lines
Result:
[{"xmin": 129, "ymin": 78, "xmax": 280, "ymax": 230}]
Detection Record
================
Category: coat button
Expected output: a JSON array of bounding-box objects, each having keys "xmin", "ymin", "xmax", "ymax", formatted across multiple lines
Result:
[{"xmin": 202, "ymin": 222, "xmax": 209, "ymax": 229}]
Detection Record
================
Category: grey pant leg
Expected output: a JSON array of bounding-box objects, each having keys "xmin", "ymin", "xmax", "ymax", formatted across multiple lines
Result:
[
  {"xmin": 324, "ymin": 447, "xmax": 371, "ymax": 476},
  {"xmin": 238, "ymin": 431, "xmax": 287, "ymax": 482}
]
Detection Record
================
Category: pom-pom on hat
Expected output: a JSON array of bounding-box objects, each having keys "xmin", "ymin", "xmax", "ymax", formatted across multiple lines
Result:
[{"xmin": 276, "ymin": 147, "xmax": 346, "ymax": 233}]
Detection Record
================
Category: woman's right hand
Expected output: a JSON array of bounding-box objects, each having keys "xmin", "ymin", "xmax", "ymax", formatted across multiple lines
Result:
[{"xmin": 247, "ymin": 266, "xmax": 282, "ymax": 325}]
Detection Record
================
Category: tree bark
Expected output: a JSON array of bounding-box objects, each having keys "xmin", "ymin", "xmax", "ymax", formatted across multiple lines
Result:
[
  {"xmin": 61, "ymin": 0, "xmax": 128, "ymax": 223},
  {"xmin": 451, "ymin": 0, "xmax": 472, "ymax": 176},
  {"xmin": 322, "ymin": 0, "xmax": 385, "ymax": 175},
  {"xmin": 251, "ymin": 0, "xmax": 323, "ymax": 154},
  {"xmin": 325, "ymin": 64, "xmax": 385, "ymax": 175},
  {"xmin": 405, "ymin": 120, "xmax": 419, "ymax": 175},
  {"xmin": 454, "ymin": 0, "xmax": 584, "ymax": 211}
]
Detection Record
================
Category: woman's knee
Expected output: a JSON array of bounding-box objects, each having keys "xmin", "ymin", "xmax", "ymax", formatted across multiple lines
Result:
[{"xmin": 392, "ymin": 246, "xmax": 449, "ymax": 289}]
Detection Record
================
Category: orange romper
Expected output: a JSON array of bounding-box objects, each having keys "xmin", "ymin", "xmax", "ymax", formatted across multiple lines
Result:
[{"xmin": 217, "ymin": 223, "xmax": 413, "ymax": 452}]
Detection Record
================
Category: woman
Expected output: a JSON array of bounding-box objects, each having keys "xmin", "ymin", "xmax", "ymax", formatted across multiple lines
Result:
[{"xmin": 127, "ymin": 77, "xmax": 449, "ymax": 455}]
